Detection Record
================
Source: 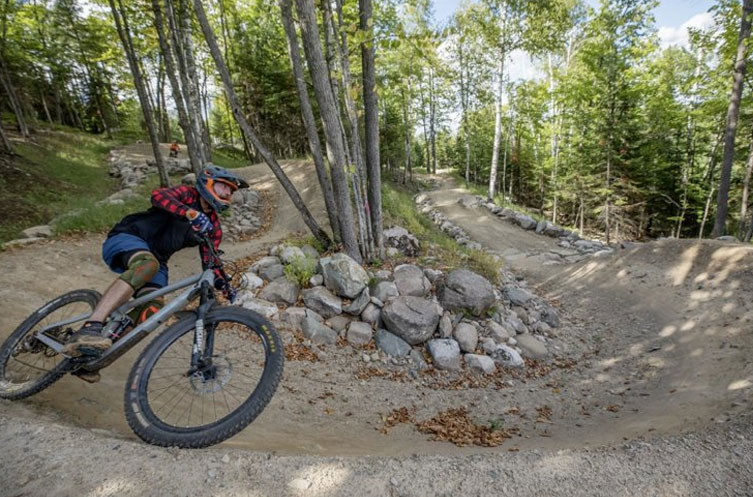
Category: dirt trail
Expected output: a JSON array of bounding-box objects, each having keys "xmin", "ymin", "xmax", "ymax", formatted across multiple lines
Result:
[{"xmin": 1, "ymin": 163, "xmax": 752, "ymax": 495}]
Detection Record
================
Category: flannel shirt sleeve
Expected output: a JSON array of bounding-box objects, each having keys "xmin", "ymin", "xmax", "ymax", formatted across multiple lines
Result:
[{"xmin": 151, "ymin": 185, "xmax": 195, "ymax": 217}]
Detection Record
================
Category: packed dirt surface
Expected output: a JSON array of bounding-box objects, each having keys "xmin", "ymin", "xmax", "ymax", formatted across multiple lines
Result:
[{"xmin": 1, "ymin": 163, "xmax": 752, "ymax": 496}]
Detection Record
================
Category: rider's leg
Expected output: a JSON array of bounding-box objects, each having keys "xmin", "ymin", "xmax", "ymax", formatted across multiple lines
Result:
[{"xmin": 65, "ymin": 251, "xmax": 159, "ymax": 356}]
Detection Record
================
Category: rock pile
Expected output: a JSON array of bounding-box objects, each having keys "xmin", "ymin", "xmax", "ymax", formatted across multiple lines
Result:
[
  {"xmin": 108, "ymin": 150, "xmax": 192, "ymax": 189},
  {"xmin": 236, "ymin": 243, "xmax": 561, "ymax": 376}
]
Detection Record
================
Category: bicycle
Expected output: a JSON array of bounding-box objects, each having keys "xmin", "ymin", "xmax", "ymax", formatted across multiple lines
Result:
[{"xmin": 0, "ymin": 234, "xmax": 284, "ymax": 448}]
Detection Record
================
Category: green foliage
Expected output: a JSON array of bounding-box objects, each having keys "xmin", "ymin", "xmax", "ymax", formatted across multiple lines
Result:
[{"xmin": 283, "ymin": 256, "xmax": 317, "ymax": 288}]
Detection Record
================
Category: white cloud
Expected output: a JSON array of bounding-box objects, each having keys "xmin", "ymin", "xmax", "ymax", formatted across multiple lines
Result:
[{"xmin": 658, "ymin": 12, "xmax": 714, "ymax": 48}]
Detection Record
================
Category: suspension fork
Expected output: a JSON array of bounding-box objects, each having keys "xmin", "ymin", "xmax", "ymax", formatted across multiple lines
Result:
[{"xmin": 191, "ymin": 281, "xmax": 217, "ymax": 370}]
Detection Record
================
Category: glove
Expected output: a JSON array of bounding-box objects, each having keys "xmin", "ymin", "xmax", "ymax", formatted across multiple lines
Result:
[{"xmin": 186, "ymin": 209, "xmax": 212, "ymax": 234}]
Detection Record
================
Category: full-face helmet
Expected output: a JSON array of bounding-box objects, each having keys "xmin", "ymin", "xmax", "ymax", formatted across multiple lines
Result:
[{"xmin": 196, "ymin": 164, "xmax": 249, "ymax": 213}]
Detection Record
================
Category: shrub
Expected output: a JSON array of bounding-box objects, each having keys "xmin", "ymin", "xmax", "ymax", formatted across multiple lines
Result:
[{"xmin": 284, "ymin": 256, "xmax": 318, "ymax": 288}]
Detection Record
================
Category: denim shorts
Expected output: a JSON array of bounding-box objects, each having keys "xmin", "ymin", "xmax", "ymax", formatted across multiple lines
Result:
[{"xmin": 102, "ymin": 233, "xmax": 169, "ymax": 288}]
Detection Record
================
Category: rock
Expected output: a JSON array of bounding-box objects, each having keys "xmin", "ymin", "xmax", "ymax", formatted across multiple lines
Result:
[
  {"xmin": 372, "ymin": 281, "xmax": 399, "ymax": 302},
  {"xmin": 505, "ymin": 286, "xmax": 534, "ymax": 307},
  {"xmin": 301, "ymin": 245, "xmax": 319, "ymax": 259},
  {"xmin": 327, "ymin": 315, "xmax": 353, "ymax": 333},
  {"xmin": 533, "ymin": 321, "xmax": 552, "ymax": 334},
  {"xmin": 370, "ymin": 296, "xmax": 384, "ymax": 308},
  {"xmin": 381, "ymin": 296, "xmax": 442, "ymax": 345},
  {"xmin": 302, "ymin": 287, "xmax": 342, "ymax": 318},
  {"xmin": 515, "ymin": 334, "xmax": 549, "ymax": 359},
  {"xmin": 486, "ymin": 321, "xmax": 512, "ymax": 343},
  {"xmin": 374, "ymin": 269, "xmax": 392, "ymax": 281},
  {"xmin": 361, "ymin": 303, "xmax": 382, "ymax": 327},
  {"xmin": 288, "ymin": 479, "xmax": 312, "ymax": 491},
  {"xmin": 717, "ymin": 235, "xmax": 738, "ymax": 242},
  {"xmin": 541, "ymin": 306, "xmax": 560, "ymax": 328},
  {"xmin": 3, "ymin": 237, "xmax": 46, "ymax": 248},
  {"xmin": 301, "ymin": 317, "xmax": 337, "ymax": 345},
  {"xmin": 438, "ymin": 312, "xmax": 453, "ymax": 338},
  {"xmin": 535, "ymin": 220, "xmax": 547, "ymax": 234},
  {"xmin": 458, "ymin": 195, "xmax": 481, "ymax": 208},
  {"xmin": 346, "ymin": 321, "xmax": 373, "ymax": 346},
  {"xmin": 465, "ymin": 354, "xmax": 496, "ymax": 375},
  {"xmin": 243, "ymin": 272, "xmax": 264, "ymax": 291},
  {"xmin": 309, "ymin": 274, "xmax": 324, "ymax": 287},
  {"xmin": 383, "ymin": 225, "xmax": 421, "ymax": 257},
  {"xmin": 480, "ymin": 338, "xmax": 497, "ymax": 355},
  {"xmin": 238, "ymin": 297, "xmax": 278, "ymax": 319},
  {"xmin": 251, "ymin": 257, "xmax": 280, "ymax": 272},
  {"xmin": 385, "ymin": 247, "xmax": 400, "ymax": 258},
  {"xmin": 543, "ymin": 224, "xmax": 565, "ymax": 237},
  {"xmin": 280, "ymin": 307, "xmax": 307, "ymax": 329},
  {"xmin": 374, "ymin": 329, "xmax": 411, "ymax": 357},
  {"xmin": 259, "ymin": 278, "xmax": 299, "ymax": 305},
  {"xmin": 269, "ymin": 244, "xmax": 285, "ymax": 256},
  {"xmin": 426, "ymin": 339, "xmax": 461, "ymax": 371},
  {"xmin": 514, "ymin": 214, "xmax": 537, "ymax": 230},
  {"xmin": 280, "ymin": 246, "xmax": 306, "ymax": 264},
  {"xmin": 452, "ymin": 322, "xmax": 478, "ymax": 353},
  {"xmin": 258, "ymin": 263, "xmax": 285, "ymax": 281},
  {"xmin": 393, "ymin": 264, "xmax": 432, "ymax": 297},
  {"xmin": 344, "ymin": 288, "xmax": 370, "ymax": 315},
  {"xmin": 512, "ymin": 306, "xmax": 530, "ymax": 325},
  {"xmin": 505, "ymin": 315, "xmax": 528, "ymax": 334},
  {"xmin": 423, "ymin": 268, "xmax": 444, "ymax": 284},
  {"xmin": 437, "ymin": 269, "xmax": 495, "ymax": 315},
  {"xmin": 320, "ymin": 253, "xmax": 369, "ymax": 299},
  {"xmin": 409, "ymin": 348, "xmax": 428, "ymax": 370},
  {"xmin": 21, "ymin": 225, "xmax": 53, "ymax": 239},
  {"xmin": 491, "ymin": 344, "xmax": 524, "ymax": 368}
]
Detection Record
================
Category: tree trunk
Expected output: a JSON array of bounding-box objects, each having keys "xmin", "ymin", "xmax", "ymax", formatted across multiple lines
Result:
[
  {"xmin": 359, "ymin": 0, "xmax": 383, "ymax": 255},
  {"xmin": 488, "ymin": 52, "xmax": 505, "ymax": 200},
  {"xmin": 738, "ymin": 135, "xmax": 753, "ymax": 236},
  {"xmin": 159, "ymin": 0, "xmax": 203, "ymax": 173},
  {"xmin": 109, "ymin": 0, "xmax": 169, "ymax": 187},
  {"xmin": 712, "ymin": 0, "xmax": 753, "ymax": 238},
  {"xmin": 293, "ymin": 0, "xmax": 360, "ymax": 261},
  {"xmin": 419, "ymin": 70, "xmax": 431, "ymax": 173},
  {"xmin": 429, "ymin": 66, "xmax": 437, "ymax": 175},
  {"xmin": 191, "ymin": 0, "xmax": 331, "ymax": 249},
  {"xmin": 179, "ymin": 0, "xmax": 211, "ymax": 160},
  {"xmin": 0, "ymin": 120, "xmax": 12, "ymax": 153},
  {"xmin": 458, "ymin": 42, "xmax": 470, "ymax": 185},
  {"xmin": 279, "ymin": 0, "xmax": 341, "ymax": 242},
  {"xmin": 0, "ymin": 55, "xmax": 29, "ymax": 138}
]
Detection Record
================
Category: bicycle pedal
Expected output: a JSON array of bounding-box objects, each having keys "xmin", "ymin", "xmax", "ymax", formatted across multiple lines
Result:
[{"xmin": 72, "ymin": 370, "xmax": 101, "ymax": 383}]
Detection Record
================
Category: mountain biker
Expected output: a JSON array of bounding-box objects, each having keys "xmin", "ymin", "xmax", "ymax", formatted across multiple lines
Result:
[
  {"xmin": 63, "ymin": 164, "xmax": 248, "ymax": 362},
  {"xmin": 169, "ymin": 141, "xmax": 180, "ymax": 157}
]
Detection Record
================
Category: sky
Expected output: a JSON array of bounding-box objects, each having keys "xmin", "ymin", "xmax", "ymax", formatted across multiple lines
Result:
[{"xmin": 433, "ymin": 0, "xmax": 718, "ymax": 81}]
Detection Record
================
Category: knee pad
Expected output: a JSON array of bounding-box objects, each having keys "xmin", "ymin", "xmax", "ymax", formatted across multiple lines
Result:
[{"xmin": 118, "ymin": 252, "xmax": 159, "ymax": 291}]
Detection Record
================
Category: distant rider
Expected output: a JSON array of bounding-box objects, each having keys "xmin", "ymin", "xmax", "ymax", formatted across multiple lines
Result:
[
  {"xmin": 169, "ymin": 141, "xmax": 180, "ymax": 158},
  {"xmin": 63, "ymin": 165, "xmax": 248, "ymax": 361}
]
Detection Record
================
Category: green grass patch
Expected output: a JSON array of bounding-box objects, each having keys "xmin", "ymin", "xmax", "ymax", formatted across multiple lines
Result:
[
  {"xmin": 382, "ymin": 180, "xmax": 503, "ymax": 284},
  {"xmin": 211, "ymin": 148, "xmax": 251, "ymax": 169},
  {"xmin": 0, "ymin": 126, "xmax": 124, "ymax": 243}
]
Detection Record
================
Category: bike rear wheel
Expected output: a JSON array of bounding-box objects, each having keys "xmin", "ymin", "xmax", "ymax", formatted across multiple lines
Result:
[
  {"xmin": 0, "ymin": 289, "xmax": 100, "ymax": 400},
  {"xmin": 124, "ymin": 306, "xmax": 283, "ymax": 448}
]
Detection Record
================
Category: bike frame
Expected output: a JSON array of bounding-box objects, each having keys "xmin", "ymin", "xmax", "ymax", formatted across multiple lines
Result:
[{"xmin": 33, "ymin": 269, "xmax": 216, "ymax": 372}]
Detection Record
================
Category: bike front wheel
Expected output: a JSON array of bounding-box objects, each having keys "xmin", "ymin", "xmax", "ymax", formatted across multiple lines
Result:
[
  {"xmin": 0, "ymin": 289, "xmax": 100, "ymax": 400},
  {"xmin": 124, "ymin": 306, "xmax": 284, "ymax": 448}
]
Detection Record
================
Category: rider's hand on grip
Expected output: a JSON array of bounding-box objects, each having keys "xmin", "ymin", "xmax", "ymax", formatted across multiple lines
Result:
[{"xmin": 186, "ymin": 209, "xmax": 212, "ymax": 234}]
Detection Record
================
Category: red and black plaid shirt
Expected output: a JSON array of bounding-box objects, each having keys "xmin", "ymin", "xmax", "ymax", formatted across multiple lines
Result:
[{"xmin": 151, "ymin": 185, "xmax": 222, "ymax": 270}]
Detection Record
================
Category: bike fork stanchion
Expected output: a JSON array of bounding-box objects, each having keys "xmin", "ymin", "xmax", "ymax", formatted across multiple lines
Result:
[{"xmin": 190, "ymin": 281, "xmax": 215, "ymax": 371}]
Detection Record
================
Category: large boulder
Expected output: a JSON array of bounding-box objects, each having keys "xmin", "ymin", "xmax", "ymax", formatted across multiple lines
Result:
[
  {"xmin": 374, "ymin": 329, "xmax": 411, "ymax": 357},
  {"xmin": 320, "ymin": 253, "xmax": 369, "ymax": 299},
  {"xmin": 393, "ymin": 264, "xmax": 432, "ymax": 297},
  {"xmin": 437, "ymin": 269, "xmax": 495, "ymax": 316},
  {"xmin": 21, "ymin": 225, "xmax": 53, "ymax": 239},
  {"xmin": 514, "ymin": 214, "xmax": 537, "ymax": 230},
  {"xmin": 302, "ymin": 286, "xmax": 342, "ymax": 318},
  {"xmin": 381, "ymin": 296, "xmax": 442, "ymax": 345},
  {"xmin": 237, "ymin": 296, "xmax": 279, "ymax": 319},
  {"xmin": 344, "ymin": 288, "xmax": 371, "ymax": 316},
  {"xmin": 426, "ymin": 339, "xmax": 461, "ymax": 371},
  {"xmin": 259, "ymin": 278, "xmax": 299, "ymax": 305},
  {"xmin": 383, "ymin": 225, "xmax": 421, "ymax": 257}
]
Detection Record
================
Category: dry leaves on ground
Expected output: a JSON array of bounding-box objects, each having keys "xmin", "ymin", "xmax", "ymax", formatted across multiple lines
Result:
[{"xmin": 416, "ymin": 407, "xmax": 519, "ymax": 447}]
